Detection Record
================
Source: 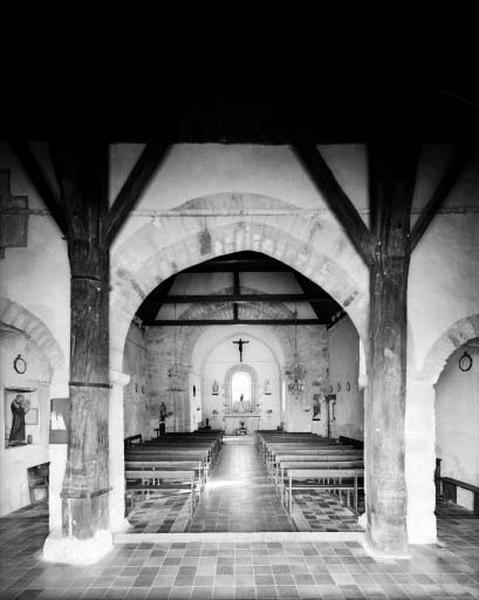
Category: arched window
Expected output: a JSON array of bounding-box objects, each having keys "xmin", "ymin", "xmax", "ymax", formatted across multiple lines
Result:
[
  {"xmin": 232, "ymin": 371, "xmax": 253, "ymax": 413},
  {"xmin": 224, "ymin": 364, "xmax": 258, "ymax": 414}
]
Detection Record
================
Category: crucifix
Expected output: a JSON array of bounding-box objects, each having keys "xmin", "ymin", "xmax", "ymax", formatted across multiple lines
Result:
[{"xmin": 233, "ymin": 338, "xmax": 249, "ymax": 362}]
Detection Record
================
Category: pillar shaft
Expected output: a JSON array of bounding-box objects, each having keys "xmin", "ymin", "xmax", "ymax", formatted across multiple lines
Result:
[
  {"xmin": 61, "ymin": 240, "xmax": 110, "ymax": 539},
  {"xmin": 366, "ymin": 255, "xmax": 409, "ymax": 556}
]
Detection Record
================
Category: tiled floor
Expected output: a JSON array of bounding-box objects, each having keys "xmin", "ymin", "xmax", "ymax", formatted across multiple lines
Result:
[
  {"xmin": 125, "ymin": 442, "xmax": 361, "ymax": 534},
  {"xmin": 1, "ymin": 504, "xmax": 479, "ymax": 599}
]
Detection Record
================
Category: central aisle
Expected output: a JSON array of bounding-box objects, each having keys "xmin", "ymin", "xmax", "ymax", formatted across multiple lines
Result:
[{"xmin": 187, "ymin": 440, "xmax": 295, "ymax": 532}]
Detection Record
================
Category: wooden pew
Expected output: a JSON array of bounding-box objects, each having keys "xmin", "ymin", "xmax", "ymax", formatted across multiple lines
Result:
[
  {"xmin": 285, "ymin": 467, "xmax": 364, "ymax": 516},
  {"xmin": 272, "ymin": 452, "xmax": 363, "ymax": 488},
  {"xmin": 124, "ymin": 434, "xmax": 143, "ymax": 450},
  {"xmin": 143, "ymin": 439, "xmax": 219, "ymax": 466},
  {"xmin": 125, "ymin": 449, "xmax": 211, "ymax": 480},
  {"xmin": 264, "ymin": 443, "xmax": 355, "ymax": 472},
  {"xmin": 277, "ymin": 459, "xmax": 364, "ymax": 501},
  {"xmin": 442, "ymin": 477, "xmax": 479, "ymax": 515},
  {"xmin": 125, "ymin": 468, "xmax": 198, "ymax": 516},
  {"xmin": 125, "ymin": 459, "xmax": 205, "ymax": 491}
]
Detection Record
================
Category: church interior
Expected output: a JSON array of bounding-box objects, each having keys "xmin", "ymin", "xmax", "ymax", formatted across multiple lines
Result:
[{"xmin": 1, "ymin": 65, "xmax": 479, "ymax": 599}]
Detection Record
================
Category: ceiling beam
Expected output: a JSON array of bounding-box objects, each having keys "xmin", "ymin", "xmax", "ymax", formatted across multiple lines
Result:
[
  {"xmin": 183, "ymin": 260, "xmax": 291, "ymax": 273},
  {"xmin": 293, "ymin": 272, "xmax": 330, "ymax": 321},
  {"xmin": 103, "ymin": 141, "xmax": 171, "ymax": 245},
  {"xmin": 136, "ymin": 273, "xmax": 177, "ymax": 322},
  {"xmin": 143, "ymin": 318, "xmax": 326, "ymax": 326},
  {"xmin": 288, "ymin": 129, "xmax": 374, "ymax": 266},
  {"xmin": 154, "ymin": 293, "xmax": 334, "ymax": 304},
  {"xmin": 9, "ymin": 141, "xmax": 69, "ymax": 237},
  {"xmin": 410, "ymin": 143, "xmax": 474, "ymax": 252}
]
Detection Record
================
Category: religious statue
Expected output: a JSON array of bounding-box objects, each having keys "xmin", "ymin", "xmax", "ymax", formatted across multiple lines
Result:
[
  {"xmin": 9, "ymin": 394, "xmax": 30, "ymax": 445},
  {"xmin": 159, "ymin": 401, "xmax": 168, "ymax": 421},
  {"xmin": 233, "ymin": 393, "xmax": 252, "ymax": 413},
  {"xmin": 158, "ymin": 401, "xmax": 169, "ymax": 435},
  {"xmin": 233, "ymin": 338, "xmax": 249, "ymax": 362}
]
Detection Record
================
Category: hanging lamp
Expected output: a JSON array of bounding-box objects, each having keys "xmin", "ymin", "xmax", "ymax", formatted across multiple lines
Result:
[{"xmin": 286, "ymin": 308, "xmax": 307, "ymax": 396}]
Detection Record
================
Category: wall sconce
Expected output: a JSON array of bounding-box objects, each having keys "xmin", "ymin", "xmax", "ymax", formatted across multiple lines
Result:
[
  {"xmin": 212, "ymin": 380, "xmax": 219, "ymax": 395},
  {"xmin": 264, "ymin": 379, "xmax": 272, "ymax": 395},
  {"xmin": 459, "ymin": 351, "xmax": 473, "ymax": 372}
]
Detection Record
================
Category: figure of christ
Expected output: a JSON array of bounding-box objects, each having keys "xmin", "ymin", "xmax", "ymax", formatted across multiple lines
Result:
[{"xmin": 232, "ymin": 338, "xmax": 249, "ymax": 362}]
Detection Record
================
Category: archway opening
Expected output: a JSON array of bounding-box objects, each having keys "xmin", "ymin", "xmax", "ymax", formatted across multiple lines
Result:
[
  {"xmin": 435, "ymin": 337, "xmax": 479, "ymax": 517},
  {"xmin": 118, "ymin": 248, "xmax": 365, "ymax": 535}
]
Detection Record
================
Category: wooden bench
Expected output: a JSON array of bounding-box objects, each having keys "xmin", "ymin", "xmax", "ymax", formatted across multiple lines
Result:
[
  {"xmin": 124, "ymin": 434, "xmax": 143, "ymax": 449},
  {"xmin": 285, "ymin": 467, "xmax": 364, "ymax": 516},
  {"xmin": 125, "ymin": 460, "xmax": 205, "ymax": 491},
  {"xmin": 274, "ymin": 455, "xmax": 364, "ymax": 495},
  {"xmin": 125, "ymin": 469, "xmax": 198, "ymax": 516},
  {"xmin": 126, "ymin": 447, "xmax": 211, "ymax": 472},
  {"xmin": 265, "ymin": 444, "xmax": 355, "ymax": 473},
  {"xmin": 441, "ymin": 477, "xmax": 479, "ymax": 515}
]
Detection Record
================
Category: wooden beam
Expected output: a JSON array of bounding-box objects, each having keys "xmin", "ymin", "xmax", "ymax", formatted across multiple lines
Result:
[
  {"xmin": 144, "ymin": 318, "xmax": 325, "ymax": 326},
  {"xmin": 294, "ymin": 272, "xmax": 328, "ymax": 321},
  {"xmin": 103, "ymin": 141, "xmax": 171, "ymax": 245},
  {"xmin": 288, "ymin": 130, "xmax": 374, "ymax": 266},
  {"xmin": 136, "ymin": 273, "xmax": 177, "ymax": 322},
  {"xmin": 410, "ymin": 143, "xmax": 474, "ymax": 252},
  {"xmin": 368, "ymin": 142, "xmax": 421, "ymax": 243},
  {"xmin": 49, "ymin": 142, "xmax": 110, "ymax": 240},
  {"xmin": 9, "ymin": 141, "xmax": 69, "ymax": 236},
  {"xmin": 153, "ymin": 293, "xmax": 334, "ymax": 304},
  {"xmin": 183, "ymin": 260, "xmax": 291, "ymax": 273}
]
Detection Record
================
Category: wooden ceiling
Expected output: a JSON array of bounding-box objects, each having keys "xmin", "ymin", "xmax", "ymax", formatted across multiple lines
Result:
[
  {"xmin": 3, "ymin": 67, "xmax": 479, "ymax": 142},
  {"xmin": 137, "ymin": 251, "xmax": 344, "ymax": 327}
]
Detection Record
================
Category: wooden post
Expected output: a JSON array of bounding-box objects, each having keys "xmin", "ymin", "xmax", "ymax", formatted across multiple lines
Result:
[
  {"xmin": 51, "ymin": 143, "xmax": 112, "ymax": 539},
  {"xmin": 365, "ymin": 143, "xmax": 419, "ymax": 555}
]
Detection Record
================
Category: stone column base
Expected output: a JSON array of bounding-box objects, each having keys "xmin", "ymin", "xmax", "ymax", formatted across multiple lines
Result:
[{"xmin": 43, "ymin": 529, "xmax": 113, "ymax": 564}]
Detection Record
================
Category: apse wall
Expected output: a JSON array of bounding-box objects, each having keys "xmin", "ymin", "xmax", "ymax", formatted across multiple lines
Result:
[
  {"xmin": 0, "ymin": 330, "xmax": 51, "ymax": 515},
  {"xmin": 200, "ymin": 334, "xmax": 281, "ymax": 432},
  {"xmin": 327, "ymin": 316, "xmax": 363, "ymax": 441},
  {"xmin": 435, "ymin": 344, "xmax": 479, "ymax": 510}
]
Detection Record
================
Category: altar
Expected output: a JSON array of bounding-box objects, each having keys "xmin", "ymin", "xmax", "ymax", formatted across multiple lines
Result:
[{"xmin": 224, "ymin": 414, "xmax": 260, "ymax": 435}]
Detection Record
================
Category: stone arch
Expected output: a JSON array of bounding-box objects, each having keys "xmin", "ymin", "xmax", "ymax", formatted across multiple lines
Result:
[
  {"xmin": 110, "ymin": 197, "xmax": 368, "ymax": 371},
  {"xmin": 224, "ymin": 363, "xmax": 259, "ymax": 413},
  {"xmin": 0, "ymin": 297, "xmax": 64, "ymax": 370},
  {"xmin": 421, "ymin": 314, "xmax": 479, "ymax": 383}
]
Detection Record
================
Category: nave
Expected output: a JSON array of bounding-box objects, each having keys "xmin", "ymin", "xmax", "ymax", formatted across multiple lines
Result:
[{"xmin": 124, "ymin": 433, "xmax": 364, "ymax": 536}]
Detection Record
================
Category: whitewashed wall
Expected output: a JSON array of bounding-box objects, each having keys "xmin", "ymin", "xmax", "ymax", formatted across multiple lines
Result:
[
  {"xmin": 0, "ymin": 331, "xmax": 51, "ymax": 515},
  {"xmin": 435, "ymin": 344, "xmax": 479, "ymax": 510},
  {"xmin": 328, "ymin": 316, "xmax": 363, "ymax": 441}
]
